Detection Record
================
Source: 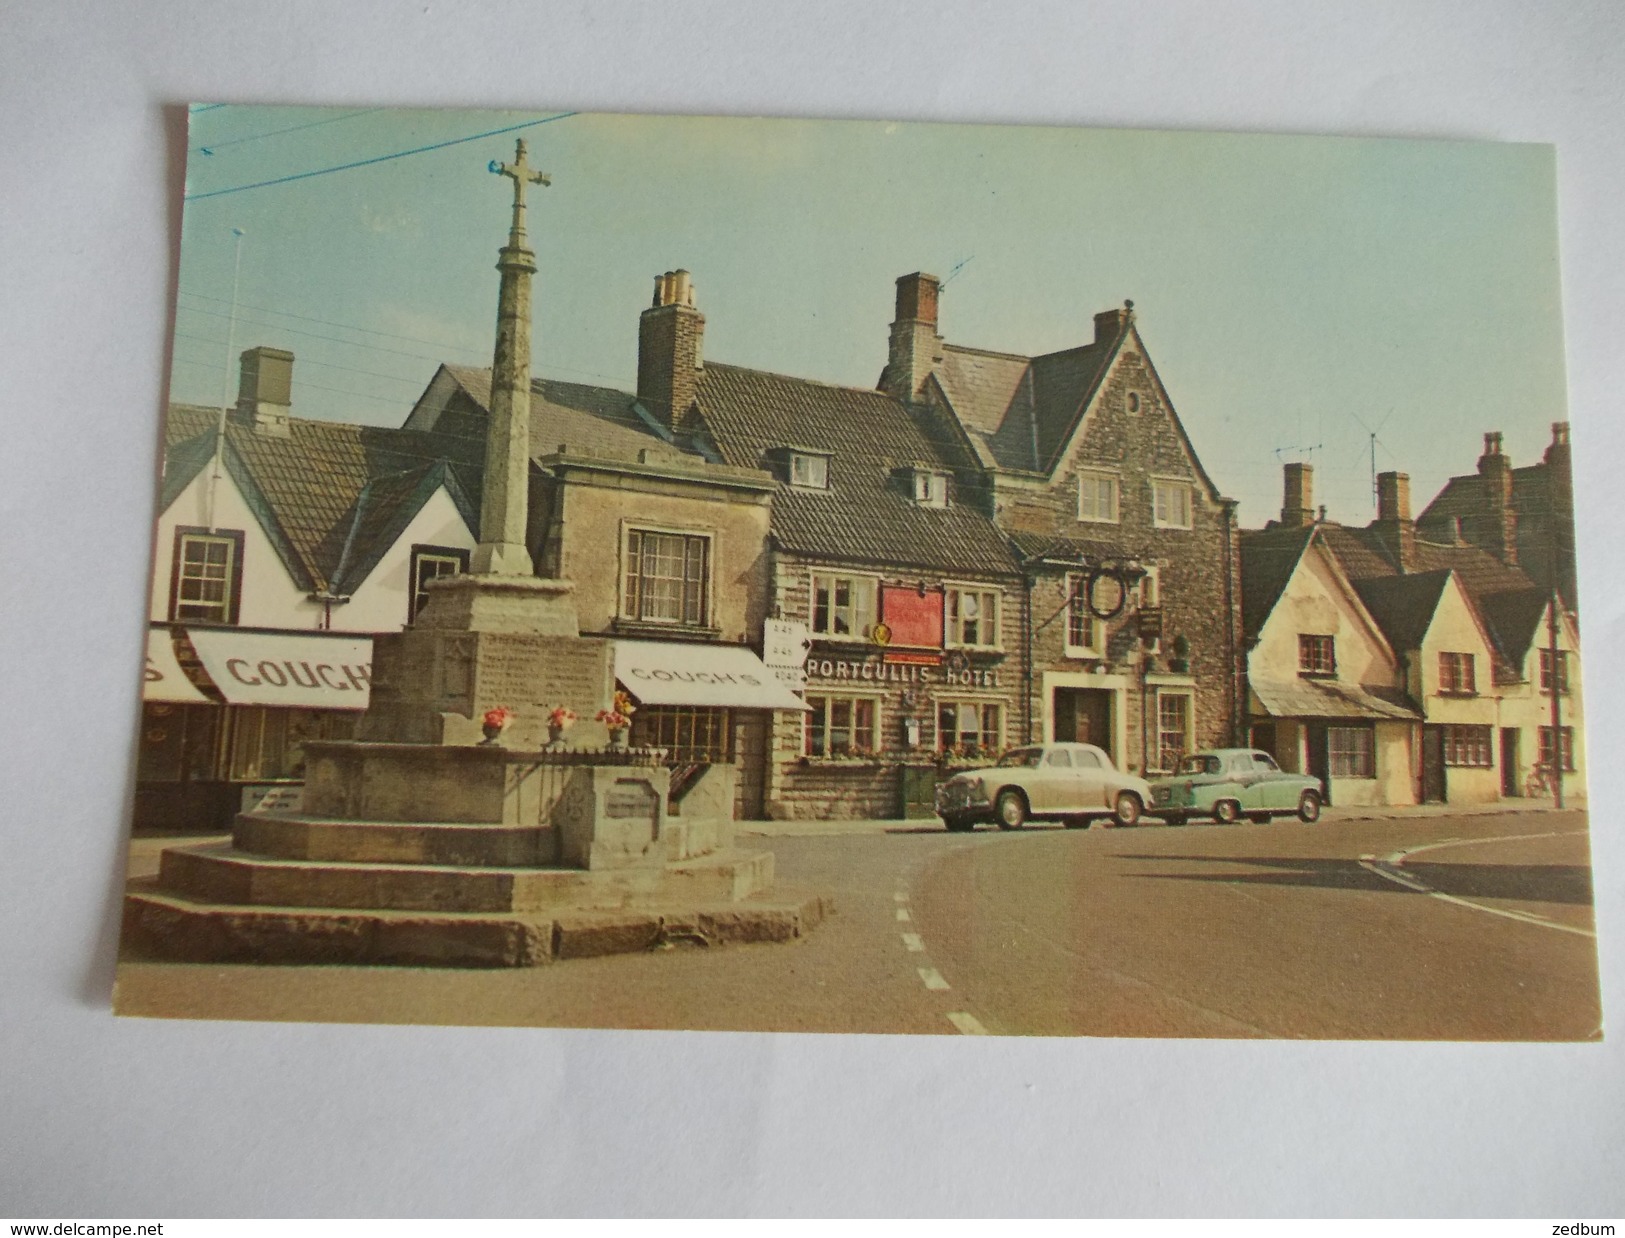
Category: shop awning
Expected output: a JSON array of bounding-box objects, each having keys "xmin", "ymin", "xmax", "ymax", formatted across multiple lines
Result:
[
  {"xmin": 613, "ymin": 640, "xmax": 810, "ymax": 710},
  {"xmin": 187, "ymin": 629, "xmax": 373, "ymax": 710},
  {"xmin": 1250, "ymin": 677, "xmax": 1420, "ymax": 722},
  {"xmin": 143, "ymin": 628, "xmax": 210, "ymax": 704}
]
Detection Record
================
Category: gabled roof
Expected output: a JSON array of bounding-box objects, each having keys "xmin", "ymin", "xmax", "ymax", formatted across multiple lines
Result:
[
  {"xmin": 1476, "ymin": 589, "xmax": 1550, "ymax": 669},
  {"xmin": 934, "ymin": 335, "xmax": 1117, "ymax": 474},
  {"xmin": 1350, "ymin": 570, "xmax": 1452, "ymax": 654},
  {"xmin": 1237, "ymin": 524, "xmax": 1316, "ymax": 641},
  {"xmin": 159, "ymin": 403, "xmax": 477, "ymax": 595},
  {"xmin": 694, "ymin": 362, "xmax": 1019, "ymax": 576}
]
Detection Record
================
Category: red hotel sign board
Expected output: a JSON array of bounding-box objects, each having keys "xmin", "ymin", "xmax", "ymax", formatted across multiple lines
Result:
[{"xmin": 880, "ymin": 585, "xmax": 944, "ymax": 649}]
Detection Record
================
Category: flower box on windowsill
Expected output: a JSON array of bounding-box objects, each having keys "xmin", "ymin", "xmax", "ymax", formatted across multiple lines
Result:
[{"xmin": 798, "ymin": 755, "xmax": 890, "ymax": 770}]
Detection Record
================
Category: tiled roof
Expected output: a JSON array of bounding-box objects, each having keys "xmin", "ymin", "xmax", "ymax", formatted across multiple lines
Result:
[
  {"xmin": 1250, "ymin": 677, "xmax": 1421, "ymax": 721},
  {"xmin": 1350, "ymin": 571, "xmax": 1451, "ymax": 653},
  {"xmin": 935, "ymin": 339, "xmax": 1115, "ymax": 473},
  {"xmin": 160, "ymin": 403, "xmax": 477, "ymax": 593},
  {"xmin": 695, "ymin": 362, "xmax": 1019, "ymax": 576},
  {"xmin": 1238, "ymin": 525, "xmax": 1315, "ymax": 641}
]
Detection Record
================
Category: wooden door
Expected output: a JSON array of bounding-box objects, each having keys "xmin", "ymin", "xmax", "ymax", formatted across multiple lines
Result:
[{"xmin": 1421, "ymin": 725, "xmax": 1447, "ymax": 803}]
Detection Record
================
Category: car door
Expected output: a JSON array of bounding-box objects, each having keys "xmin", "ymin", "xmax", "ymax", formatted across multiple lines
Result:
[
  {"xmin": 1070, "ymin": 745, "xmax": 1109, "ymax": 809},
  {"xmin": 1229, "ymin": 754, "xmax": 1262, "ymax": 808},
  {"xmin": 1251, "ymin": 752, "xmax": 1292, "ymax": 809},
  {"xmin": 1038, "ymin": 747, "xmax": 1073, "ymax": 811}
]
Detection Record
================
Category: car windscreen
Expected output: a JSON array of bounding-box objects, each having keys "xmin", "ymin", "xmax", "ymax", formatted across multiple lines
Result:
[
  {"xmin": 1179, "ymin": 755, "xmax": 1221, "ymax": 775},
  {"xmin": 997, "ymin": 749, "xmax": 1044, "ymax": 768}
]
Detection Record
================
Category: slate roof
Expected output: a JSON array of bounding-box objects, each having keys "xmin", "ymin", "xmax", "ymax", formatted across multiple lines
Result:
[
  {"xmin": 935, "ymin": 338, "xmax": 1117, "ymax": 473},
  {"xmin": 1350, "ymin": 571, "xmax": 1452, "ymax": 654},
  {"xmin": 433, "ymin": 366, "xmax": 708, "ymax": 463},
  {"xmin": 1250, "ymin": 677, "xmax": 1422, "ymax": 722},
  {"xmin": 160, "ymin": 403, "xmax": 478, "ymax": 595},
  {"xmin": 1238, "ymin": 525, "xmax": 1315, "ymax": 641},
  {"xmin": 694, "ymin": 362, "xmax": 1020, "ymax": 577}
]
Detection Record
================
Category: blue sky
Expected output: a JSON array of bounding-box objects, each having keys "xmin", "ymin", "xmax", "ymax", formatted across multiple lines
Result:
[{"xmin": 172, "ymin": 106, "xmax": 1568, "ymax": 529}]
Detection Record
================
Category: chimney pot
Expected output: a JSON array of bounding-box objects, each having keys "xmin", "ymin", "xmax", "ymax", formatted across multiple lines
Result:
[{"xmin": 883, "ymin": 273, "xmax": 944, "ymax": 403}]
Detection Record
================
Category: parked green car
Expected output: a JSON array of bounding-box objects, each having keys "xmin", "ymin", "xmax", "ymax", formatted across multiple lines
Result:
[{"xmin": 1147, "ymin": 749, "xmax": 1324, "ymax": 825}]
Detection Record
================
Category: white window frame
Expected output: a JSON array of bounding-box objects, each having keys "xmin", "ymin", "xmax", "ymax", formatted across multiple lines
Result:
[
  {"xmin": 621, "ymin": 524, "xmax": 714, "ymax": 628},
  {"xmin": 1064, "ymin": 573, "xmax": 1104, "ymax": 657},
  {"xmin": 172, "ymin": 530, "xmax": 241, "ymax": 625},
  {"xmin": 1438, "ymin": 651, "xmax": 1478, "ymax": 697},
  {"xmin": 1076, "ymin": 471, "xmax": 1121, "ymax": 524},
  {"xmin": 803, "ymin": 692, "xmax": 883, "ymax": 758},
  {"xmin": 936, "ymin": 697, "xmax": 1006, "ymax": 754},
  {"xmin": 913, "ymin": 470, "xmax": 949, "ymax": 508},
  {"xmin": 408, "ymin": 546, "xmax": 468, "ymax": 623},
  {"xmin": 1151, "ymin": 479, "xmax": 1194, "ymax": 530},
  {"xmin": 945, "ymin": 583, "xmax": 1003, "ymax": 651},
  {"xmin": 790, "ymin": 452, "xmax": 830, "ymax": 490},
  {"xmin": 1153, "ymin": 689, "xmax": 1195, "ymax": 774},
  {"xmin": 809, "ymin": 570, "xmax": 879, "ymax": 642},
  {"xmin": 1327, "ymin": 726, "xmax": 1376, "ymax": 778}
]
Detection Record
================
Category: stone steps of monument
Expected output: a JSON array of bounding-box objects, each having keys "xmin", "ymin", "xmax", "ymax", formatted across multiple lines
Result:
[
  {"xmin": 234, "ymin": 813, "xmax": 559, "ymax": 868},
  {"xmin": 121, "ymin": 881, "xmax": 829, "ymax": 968},
  {"xmin": 156, "ymin": 843, "xmax": 774, "ymax": 915}
]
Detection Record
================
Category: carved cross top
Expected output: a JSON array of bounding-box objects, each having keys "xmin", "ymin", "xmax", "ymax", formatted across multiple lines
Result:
[{"xmin": 495, "ymin": 138, "xmax": 550, "ymax": 200}]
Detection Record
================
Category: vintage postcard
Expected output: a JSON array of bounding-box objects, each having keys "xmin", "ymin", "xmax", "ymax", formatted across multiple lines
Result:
[{"xmin": 115, "ymin": 106, "xmax": 1598, "ymax": 1039}]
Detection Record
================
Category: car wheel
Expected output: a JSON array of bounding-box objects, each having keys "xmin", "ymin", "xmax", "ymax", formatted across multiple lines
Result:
[
  {"xmin": 1112, "ymin": 791, "xmax": 1143, "ymax": 828},
  {"xmin": 1297, "ymin": 791, "xmax": 1322, "ymax": 823},
  {"xmin": 995, "ymin": 790, "xmax": 1028, "ymax": 830},
  {"xmin": 943, "ymin": 813, "xmax": 975, "ymax": 833},
  {"xmin": 1213, "ymin": 799, "xmax": 1241, "ymax": 825},
  {"xmin": 1161, "ymin": 813, "xmax": 1186, "ymax": 827}
]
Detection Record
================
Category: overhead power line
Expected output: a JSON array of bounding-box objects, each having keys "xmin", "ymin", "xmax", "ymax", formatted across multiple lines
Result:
[
  {"xmin": 177, "ymin": 290, "xmax": 486, "ymax": 356},
  {"xmin": 183, "ymin": 111, "xmax": 578, "ymax": 201},
  {"xmin": 197, "ymin": 109, "xmax": 387, "ymax": 156}
]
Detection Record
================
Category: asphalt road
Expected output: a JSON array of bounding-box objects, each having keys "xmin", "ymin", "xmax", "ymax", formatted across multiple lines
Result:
[{"xmin": 115, "ymin": 809, "xmax": 1601, "ymax": 1040}]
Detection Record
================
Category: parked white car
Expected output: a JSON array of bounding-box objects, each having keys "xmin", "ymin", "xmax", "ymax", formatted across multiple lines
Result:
[{"xmin": 933, "ymin": 743, "xmax": 1153, "ymax": 832}]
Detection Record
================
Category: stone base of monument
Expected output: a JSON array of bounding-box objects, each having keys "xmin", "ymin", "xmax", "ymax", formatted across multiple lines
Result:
[{"xmin": 122, "ymin": 741, "xmax": 828, "ymax": 968}]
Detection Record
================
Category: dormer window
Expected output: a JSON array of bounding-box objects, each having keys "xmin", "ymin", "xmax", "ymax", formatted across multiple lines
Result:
[
  {"xmin": 790, "ymin": 452, "xmax": 830, "ymax": 490},
  {"xmin": 913, "ymin": 470, "xmax": 948, "ymax": 508}
]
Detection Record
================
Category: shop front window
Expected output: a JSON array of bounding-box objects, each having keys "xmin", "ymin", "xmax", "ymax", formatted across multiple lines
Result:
[
  {"xmin": 632, "ymin": 705, "xmax": 734, "ymax": 763},
  {"xmin": 938, "ymin": 700, "xmax": 1003, "ymax": 755},
  {"xmin": 805, "ymin": 695, "xmax": 879, "ymax": 757}
]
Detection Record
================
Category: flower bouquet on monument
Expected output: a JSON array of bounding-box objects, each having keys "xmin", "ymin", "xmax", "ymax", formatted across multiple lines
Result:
[
  {"xmin": 546, "ymin": 706, "xmax": 576, "ymax": 745},
  {"xmin": 480, "ymin": 706, "xmax": 515, "ymax": 745},
  {"xmin": 596, "ymin": 690, "xmax": 637, "ymax": 749}
]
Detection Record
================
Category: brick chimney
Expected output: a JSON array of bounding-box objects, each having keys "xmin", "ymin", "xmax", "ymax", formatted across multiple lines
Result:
[
  {"xmin": 1281, "ymin": 462, "xmax": 1314, "ymax": 527},
  {"xmin": 1476, "ymin": 430, "xmax": 1518, "ymax": 565},
  {"xmin": 1374, "ymin": 470, "xmax": 1417, "ymax": 572},
  {"xmin": 1093, "ymin": 300, "xmax": 1135, "ymax": 346},
  {"xmin": 881, "ymin": 272, "xmax": 943, "ymax": 403},
  {"xmin": 235, "ymin": 346, "xmax": 293, "ymax": 437},
  {"xmin": 638, "ymin": 269, "xmax": 705, "ymax": 427}
]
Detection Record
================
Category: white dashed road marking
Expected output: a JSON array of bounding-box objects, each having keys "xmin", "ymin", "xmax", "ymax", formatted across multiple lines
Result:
[
  {"xmin": 895, "ymin": 908, "xmax": 911, "ymax": 922},
  {"xmin": 946, "ymin": 1012, "xmax": 990, "ymax": 1035},
  {"xmin": 900, "ymin": 932, "xmax": 925, "ymax": 952},
  {"xmin": 918, "ymin": 967, "xmax": 951, "ymax": 991}
]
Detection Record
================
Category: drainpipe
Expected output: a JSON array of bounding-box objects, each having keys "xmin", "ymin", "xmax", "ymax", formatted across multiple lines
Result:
[
  {"xmin": 1221, "ymin": 499, "xmax": 1241, "ymax": 745},
  {"xmin": 205, "ymin": 227, "xmax": 245, "ymax": 532},
  {"xmin": 1548, "ymin": 583, "xmax": 1565, "ymax": 808},
  {"xmin": 1021, "ymin": 571, "xmax": 1035, "ymax": 744}
]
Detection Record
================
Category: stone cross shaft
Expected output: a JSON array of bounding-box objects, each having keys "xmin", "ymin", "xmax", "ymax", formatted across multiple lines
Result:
[{"xmin": 472, "ymin": 139, "xmax": 551, "ymax": 576}]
